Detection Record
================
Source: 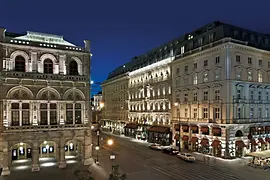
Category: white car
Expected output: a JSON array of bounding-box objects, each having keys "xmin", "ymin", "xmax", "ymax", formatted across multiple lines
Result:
[
  {"xmin": 149, "ymin": 143, "xmax": 163, "ymax": 150},
  {"xmin": 177, "ymin": 153, "xmax": 196, "ymax": 162}
]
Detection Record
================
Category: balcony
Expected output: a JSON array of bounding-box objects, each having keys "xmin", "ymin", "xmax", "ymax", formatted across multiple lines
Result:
[
  {"xmin": 0, "ymin": 71, "xmax": 89, "ymax": 82},
  {"xmin": 233, "ymin": 118, "xmax": 270, "ymax": 124},
  {"xmin": 3, "ymin": 124, "xmax": 88, "ymax": 132}
]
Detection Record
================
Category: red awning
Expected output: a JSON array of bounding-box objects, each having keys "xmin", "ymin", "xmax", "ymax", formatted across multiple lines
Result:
[
  {"xmin": 174, "ymin": 124, "xmax": 180, "ymax": 131},
  {"xmin": 235, "ymin": 140, "xmax": 246, "ymax": 148},
  {"xmin": 211, "ymin": 140, "xmax": 221, "ymax": 147},
  {"xmin": 212, "ymin": 127, "xmax": 221, "ymax": 134},
  {"xmin": 190, "ymin": 137, "xmax": 198, "ymax": 143},
  {"xmin": 250, "ymin": 139, "xmax": 257, "ymax": 145},
  {"xmin": 174, "ymin": 134, "xmax": 179, "ymax": 140},
  {"xmin": 201, "ymin": 127, "xmax": 209, "ymax": 133},
  {"xmin": 191, "ymin": 126, "xmax": 198, "ymax": 131},
  {"xmin": 182, "ymin": 125, "xmax": 189, "ymax": 131},
  {"xmin": 148, "ymin": 126, "xmax": 170, "ymax": 133},
  {"xmin": 182, "ymin": 135, "xmax": 189, "ymax": 142},
  {"xmin": 258, "ymin": 138, "xmax": 265, "ymax": 144},
  {"xmin": 265, "ymin": 137, "xmax": 270, "ymax": 143},
  {"xmin": 125, "ymin": 123, "xmax": 138, "ymax": 129},
  {"xmin": 200, "ymin": 138, "xmax": 209, "ymax": 146}
]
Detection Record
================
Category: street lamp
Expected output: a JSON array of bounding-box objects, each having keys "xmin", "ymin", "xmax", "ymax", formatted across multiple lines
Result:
[
  {"xmin": 95, "ymin": 146, "xmax": 100, "ymax": 165},
  {"xmin": 107, "ymin": 139, "xmax": 115, "ymax": 170},
  {"xmin": 174, "ymin": 102, "xmax": 181, "ymax": 152}
]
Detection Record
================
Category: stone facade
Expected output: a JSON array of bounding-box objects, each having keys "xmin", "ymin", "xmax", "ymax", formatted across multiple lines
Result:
[{"xmin": 0, "ymin": 29, "xmax": 92, "ymax": 175}]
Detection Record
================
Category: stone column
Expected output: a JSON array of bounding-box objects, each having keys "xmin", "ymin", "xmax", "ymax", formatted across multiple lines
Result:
[
  {"xmin": 58, "ymin": 141, "xmax": 66, "ymax": 168},
  {"xmin": 31, "ymin": 142, "xmax": 40, "ymax": 172},
  {"xmin": 31, "ymin": 51, "xmax": 38, "ymax": 72},
  {"xmin": 82, "ymin": 131, "xmax": 93, "ymax": 165},
  {"xmin": 59, "ymin": 55, "xmax": 66, "ymax": 75},
  {"xmin": 1, "ymin": 142, "xmax": 10, "ymax": 176}
]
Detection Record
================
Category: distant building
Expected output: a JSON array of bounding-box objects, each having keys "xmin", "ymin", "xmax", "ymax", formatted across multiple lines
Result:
[
  {"xmin": 102, "ymin": 21, "xmax": 270, "ymax": 158},
  {"xmin": 91, "ymin": 92, "xmax": 103, "ymax": 124},
  {"xmin": 0, "ymin": 28, "xmax": 92, "ymax": 175}
]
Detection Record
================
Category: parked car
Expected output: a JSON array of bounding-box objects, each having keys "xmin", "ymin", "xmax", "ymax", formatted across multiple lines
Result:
[
  {"xmin": 177, "ymin": 153, "xmax": 196, "ymax": 162},
  {"xmin": 162, "ymin": 147, "xmax": 179, "ymax": 155},
  {"xmin": 149, "ymin": 143, "xmax": 163, "ymax": 150}
]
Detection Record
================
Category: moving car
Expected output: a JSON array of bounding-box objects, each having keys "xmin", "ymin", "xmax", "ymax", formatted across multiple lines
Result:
[
  {"xmin": 162, "ymin": 147, "xmax": 179, "ymax": 155},
  {"xmin": 177, "ymin": 152, "xmax": 196, "ymax": 162},
  {"xmin": 149, "ymin": 143, "xmax": 163, "ymax": 150}
]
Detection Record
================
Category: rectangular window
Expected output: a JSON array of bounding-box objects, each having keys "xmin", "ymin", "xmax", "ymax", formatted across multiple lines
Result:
[
  {"xmin": 237, "ymin": 89, "xmax": 241, "ymax": 99},
  {"xmin": 204, "ymin": 60, "xmax": 208, "ymax": 67},
  {"xmin": 193, "ymin": 92, "xmax": 197, "ymax": 101},
  {"xmin": 185, "ymin": 65, "xmax": 188, "ymax": 72},
  {"xmin": 237, "ymin": 107, "xmax": 241, "ymax": 119},
  {"xmin": 215, "ymin": 56, "xmax": 220, "ymax": 64},
  {"xmin": 66, "ymin": 103, "xmax": 73, "ymax": 124},
  {"xmin": 184, "ymin": 93, "xmax": 188, "ymax": 102},
  {"xmin": 203, "ymin": 91, "xmax": 208, "ymax": 101},
  {"xmin": 250, "ymin": 107, "xmax": 254, "ymax": 119},
  {"xmin": 258, "ymin": 91, "xmax": 261, "ymax": 100},
  {"xmin": 203, "ymin": 72, "xmax": 208, "ymax": 82},
  {"xmin": 258, "ymin": 72, "xmax": 262, "ymax": 82},
  {"xmin": 248, "ymin": 57, "xmax": 252, "ymax": 64},
  {"xmin": 203, "ymin": 108, "xmax": 208, "ymax": 118},
  {"xmin": 215, "ymin": 70, "xmax": 220, "ymax": 80},
  {"xmin": 185, "ymin": 108, "xmax": 188, "ymax": 118},
  {"xmin": 176, "ymin": 68, "xmax": 179, "ymax": 75},
  {"xmin": 193, "ymin": 108, "xmax": 197, "ymax": 118},
  {"xmin": 181, "ymin": 46, "xmax": 185, "ymax": 54},
  {"xmin": 248, "ymin": 71, "xmax": 252, "ymax": 81},
  {"xmin": 258, "ymin": 59, "xmax": 262, "ymax": 66},
  {"xmin": 236, "ymin": 55, "xmax": 241, "ymax": 63},
  {"xmin": 193, "ymin": 63, "xmax": 197, "ymax": 69},
  {"xmin": 250, "ymin": 90, "xmax": 254, "ymax": 100},
  {"xmin": 214, "ymin": 108, "xmax": 220, "ymax": 119},
  {"xmin": 193, "ymin": 74, "xmax": 197, "ymax": 85},
  {"xmin": 258, "ymin": 108, "xmax": 262, "ymax": 118},
  {"xmin": 215, "ymin": 90, "xmax": 220, "ymax": 100}
]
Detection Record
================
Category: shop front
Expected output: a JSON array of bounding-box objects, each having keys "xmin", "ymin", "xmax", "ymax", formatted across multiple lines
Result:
[
  {"xmin": 147, "ymin": 126, "xmax": 171, "ymax": 146},
  {"xmin": 124, "ymin": 123, "xmax": 138, "ymax": 138}
]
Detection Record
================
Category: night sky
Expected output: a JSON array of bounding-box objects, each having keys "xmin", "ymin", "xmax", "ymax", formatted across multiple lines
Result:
[{"xmin": 1, "ymin": 0, "xmax": 270, "ymax": 94}]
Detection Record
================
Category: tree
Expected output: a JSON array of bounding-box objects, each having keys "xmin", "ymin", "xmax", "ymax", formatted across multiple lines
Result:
[
  {"xmin": 74, "ymin": 169, "xmax": 95, "ymax": 180},
  {"xmin": 109, "ymin": 165, "xmax": 127, "ymax": 180}
]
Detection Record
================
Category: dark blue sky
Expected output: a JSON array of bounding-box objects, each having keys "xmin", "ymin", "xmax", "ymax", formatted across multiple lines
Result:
[{"xmin": 1, "ymin": 0, "xmax": 270, "ymax": 94}]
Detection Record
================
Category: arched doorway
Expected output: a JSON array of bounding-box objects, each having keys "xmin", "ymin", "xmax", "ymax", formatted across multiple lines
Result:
[
  {"xmin": 39, "ymin": 141, "xmax": 58, "ymax": 168},
  {"xmin": 10, "ymin": 142, "xmax": 32, "ymax": 171},
  {"xmin": 65, "ymin": 140, "xmax": 83, "ymax": 164}
]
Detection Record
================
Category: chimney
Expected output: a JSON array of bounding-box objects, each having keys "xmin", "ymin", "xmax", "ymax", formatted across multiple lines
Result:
[
  {"xmin": 0, "ymin": 27, "xmax": 6, "ymax": 42},
  {"xmin": 84, "ymin": 40, "xmax": 91, "ymax": 52}
]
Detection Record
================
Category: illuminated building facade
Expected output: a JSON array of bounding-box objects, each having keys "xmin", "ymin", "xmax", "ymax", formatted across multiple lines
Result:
[
  {"xmin": 171, "ymin": 22, "xmax": 270, "ymax": 158},
  {"xmin": 0, "ymin": 28, "xmax": 92, "ymax": 175}
]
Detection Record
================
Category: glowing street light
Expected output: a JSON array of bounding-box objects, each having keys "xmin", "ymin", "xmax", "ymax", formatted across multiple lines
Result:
[{"xmin": 107, "ymin": 139, "xmax": 113, "ymax": 146}]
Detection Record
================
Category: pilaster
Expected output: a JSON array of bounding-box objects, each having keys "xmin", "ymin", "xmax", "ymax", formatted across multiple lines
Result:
[
  {"xmin": 82, "ymin": 132, "xmax": 93, "ymax": 165},
  {"xmin": 1, "ymin": 142, "xmax": 10, "ymax": 176},
  {"xmin": 31, "ymin": 51, "xmax": 38, "ymax": 72},
  {"xmin": 31, "ymin": 142, "xmax": 40, "ymax": 172},
  {"xmin": 58, "ymin": 139, "xmax": 66, "ymax": 168}
]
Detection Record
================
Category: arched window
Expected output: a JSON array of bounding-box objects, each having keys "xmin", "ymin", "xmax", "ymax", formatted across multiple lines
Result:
[
  {"xmin": 69, "ymin": 61, "xmax": 78, "ymax": 75},
  {"xmin": 15, "ymin": 55, "xmax": 25, "ymax": 72},
  {"xmin": 11, "ymin": 103, "xmax": 30, "ymax": 126},
  {"xmin": 44, "ymin": 59, "xmax": 53, "ymax": 74},
  {"xmin": 40, "ymin": 103, "xmax": 48, "ymax": 125},
  {"xmin": 65, "ymin": 103, "xmax": 82, "ymax": 124},
  {"xmin": 75, "ymin": 103, "xmax": 82, "ymax": 124}
]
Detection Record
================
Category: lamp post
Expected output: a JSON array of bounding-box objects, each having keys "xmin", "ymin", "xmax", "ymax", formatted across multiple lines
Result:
[
  {"xmin": 95, "ymin": 146, "xmax": 99, "ymax": 165},
  {"xmin": 174, "ymin": 102, "xmax": 181, "ymax": 152},
  {"xmin": 107, "ymin": 139, "xmax": 115, "ymax": 170}
]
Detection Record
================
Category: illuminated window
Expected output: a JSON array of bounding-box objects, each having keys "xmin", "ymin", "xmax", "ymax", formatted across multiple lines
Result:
[
  {"xmin": 193, "ymin": 74, "xmax": 198, "ymax": 85},
  {"xmin": 69, "ymin": 61, "xmax": 78, "ymax": 75},
  {"xmin": 214, "ymin": 108, "xmax": 220, "ymax": 119},
  {"xmin": 203, "ymin": 72, "xmax": 208, "ymax": 82},
  {"xmin": 15, "ymin": 55, "xmax": 25, "ymax": 72},
  {"xmin": 44, "ymin": 59, "xmax": 53, "ymax": 74},
  {"xmin": 248, "ymin": 71, "xmax": 253, "ymax": 81},
  {"xmin": 11, "ymin": 103, "xmax": 19, "ymax": 126},
  {"xmin": 181, "ymin": 46, "xmax": 185, "ymax": 54},
  {"xmin": 258, "ymin": 72, "xmax": 262, "ymax": 82},
  {"xmin": 193, "ymin": 108, "xmax": 197, "ymax": 118}
]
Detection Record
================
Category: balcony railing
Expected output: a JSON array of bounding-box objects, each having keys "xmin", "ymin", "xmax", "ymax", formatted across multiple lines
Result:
[
  {"xmin": 4, "ymin": 124, "xmax": 88, "ymax": 132},
  {"xmin": 233, "ymin": 118, "xmax": 270, "ymax": 124},
  {"xmin": 0, "ymin": 71, "xmax": 89, "ymax": 82}
]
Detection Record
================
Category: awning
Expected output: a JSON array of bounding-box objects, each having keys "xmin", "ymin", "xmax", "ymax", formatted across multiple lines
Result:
[
  {"xmin": 174, "ymin": 124, "xmax": 180, "ymax": 131},
  {"xmin": 174, "ymin": 134, "xmax": 179, "ymax": 140},
  {"xmin": 182, "ymin": 125, "xmax": 189, "ymax": 131},
  {"xmin": 201, "ymin": 126, "xmax": 209, "ymax": 133},
  {"xmin": 212, "ymin": 127, "xmax": 221, "ymax": 134},
  {"xmin": 250, "ymin": 139, "xmax": 257, "ymax": 145},
  {"xmin": 200, "ymin": 138, "xmax": 209, "ymax": 146},
  {"xmin": 246, "ymin": 150, "xmax": 270, "ymax": 158},
  {"xmin": 125, "ymin": 123, "xmax": 138, "ymax": 129},
  {"xmin": 211, "ymin": 140, "xmax": 221, "ymax": 147},
  {"xmin": 182, "ymin": 135, "xmax": 189, "ymax": 142},
  {"xmin": 190, "ymin": 137, "xmax": 198, "ymax": 143},
  {"xmin": 235, "ymin": 140, "xmax": 246, "ymax": 148},
  {"xmin": 148, "ymin": 126, "xmax": 170, "ymax": 133},
  {"xmin": 191, "ymin": 126, "xmax": 198, "ymax": 131},
  {"xmin": 265, "ymin": 137, "xmax": 270, "ymax": 143},
  {"xmin": 258, "ymin": 138, "xmax": 265, "ymax": 144}
]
